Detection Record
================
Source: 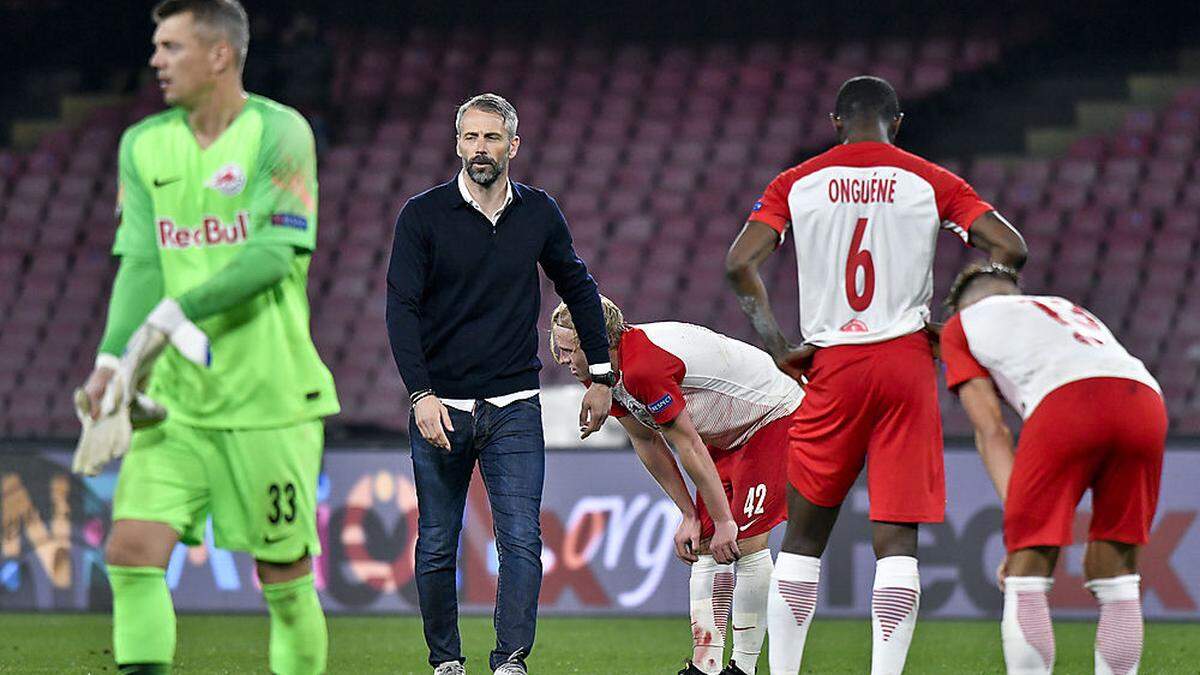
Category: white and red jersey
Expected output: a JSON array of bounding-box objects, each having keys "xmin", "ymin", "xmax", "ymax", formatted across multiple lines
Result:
[
  {"xmin": 610, "ymin": 322, "xmax": 803, "ymax": 450},
  {"xmin": 750, "ymin": 141, "xmax": 994, "ymax": 347},
  {"xmin": 941, "ymin": 294, "xmax": 1161, "ymax": 418}
]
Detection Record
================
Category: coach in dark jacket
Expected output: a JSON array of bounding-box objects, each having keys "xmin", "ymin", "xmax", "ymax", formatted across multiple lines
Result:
[{"xmin": 386, "ymin": 93, "xmax": 614, "ymax": 675}]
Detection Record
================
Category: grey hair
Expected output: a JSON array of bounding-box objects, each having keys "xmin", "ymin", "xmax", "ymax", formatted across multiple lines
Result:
[
  {"xmin": 455, "ymin": 93, "xmax": 519, "ymax": 139},
  {"xmin": 153, "ymin": 0, "xmax": 250, "ymax": 68}
]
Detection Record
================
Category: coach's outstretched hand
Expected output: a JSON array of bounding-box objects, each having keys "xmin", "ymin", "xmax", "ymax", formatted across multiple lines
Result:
[
  {"xmin": 773, "ymin": 344, "xmax": 817, "ymax": 382},
  {"xmin": 414, "ymin": 396, "xmax": 454, "ymax": 452},
  {"xmin": 579, "ymin": 382, "xmax": 612, "ymax": 439}
]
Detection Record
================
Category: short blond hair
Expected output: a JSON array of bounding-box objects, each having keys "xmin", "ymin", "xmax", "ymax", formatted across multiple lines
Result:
[{"xmin": 549, "ymin": 295, "xmax": 626, "ymax": 354}]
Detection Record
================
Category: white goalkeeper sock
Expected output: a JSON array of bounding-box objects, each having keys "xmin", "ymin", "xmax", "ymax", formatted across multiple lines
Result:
[
  {"xmin": 1002, "ymin": 576, "xmax": 1055, "ymax": 674},
  {"xmin": 730, "ymin": 548, "xmax": 772, "ymax": 674},
  {"xmin": 767, "ymin": 552, "xmax": 820, "ymax": 674},
  {"xmin": 690, "ymin": 555, "xmax": 734, "ymax": 674},
  {"xmin": 871, "ymin": 555, "xmax": 921, "ymax": 675},
  {"xmin": 1087, "ymin": 574, "xmax": 1143, "ymax": 675}
]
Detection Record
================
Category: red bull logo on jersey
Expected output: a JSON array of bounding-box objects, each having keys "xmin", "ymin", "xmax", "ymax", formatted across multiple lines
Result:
[
  {"xmin": 207, "ymin": 163, "xmax": 247, "ymax": 197},
  {"xmin": 157, "ymin": 212, "xmax": 250, "ymax": 250}
]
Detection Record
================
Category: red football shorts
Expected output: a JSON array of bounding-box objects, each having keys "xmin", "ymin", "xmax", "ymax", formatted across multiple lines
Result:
[
  {"xmin": 1004, "ymin": 377, "xmax": 1166, "ymax": 552},
  {"xmin": 788, "ymin": 331, "xmax": 945, "ymax": 522},
  {"xmin": 697, "ymin": 411, "xmax": 792, "ymax": 540}
]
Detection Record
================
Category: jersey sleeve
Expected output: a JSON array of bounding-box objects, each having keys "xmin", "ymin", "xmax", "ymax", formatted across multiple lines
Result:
[
  {"xmin": 622, "ymin": 351, "xmax": 687, "ymax": 425},
  {"xmin": 111, "ymin": 127, "xmax": 157, "ymax": 259},
  {"xmin": 929, "ymin": 167, "xmax": 994, "ymax": 244},
  {"xmin": 248, "ymin": 108, "xmax": 318, "ymax": 251},
  {"xmin": 746, "ymin": 170, "xmax": 793, "ymax": 238},
  {"xmin": 941, "ymin": 314, "xmax": 991, "ymax": 391}
]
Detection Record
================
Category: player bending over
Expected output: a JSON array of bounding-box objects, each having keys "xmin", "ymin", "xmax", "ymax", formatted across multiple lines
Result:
[
  {"xmin": 73, "ymin": 2, "xmax": 337, "ymax": 673},
  {"xmin": 725, "ymin": 76, "xmax": 1027, "ymax": 674},
  {"xmin": 939, "ymin": 263, "xmax": 1166, "ymax": 675},
  {"xmin": 550, "ymin": 297, "xmax": 802, "ymax": 675}
]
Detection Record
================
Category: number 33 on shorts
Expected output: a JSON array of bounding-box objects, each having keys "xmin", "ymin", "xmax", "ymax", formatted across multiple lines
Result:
[{"xmin": 267, "ymin": 482, "xmax": 298, "ymax": 525}]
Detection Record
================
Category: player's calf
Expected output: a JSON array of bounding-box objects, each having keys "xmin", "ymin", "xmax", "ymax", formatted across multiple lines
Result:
[
  {"xmin": 870, "ymin": 555, "xmax": 920, "ymax": 675},
  {"xmin": 729, "ymin": 545, "xmax": 772, "ymax": 675},
  {"xmin": 104, "ymin": 520, "xmax": 181, "ymax": 672},
  {"xmin": 1085, "ymin": 541, "xmax": 1143, "ymax": 675},
  {"xmin": 688, "ymin": 554, "xmax": 734, "ymax": 674},
  {"xmin": 998, "ymin": 546, "xmax": 1058, "ymax": 674},
  {"xmin": 258, "ymin": 555, "xmax": 327, "ymax": 675},
  {"xmin": 1002, "ymin": 575, "xmax": 1056, "ymax": 674}
]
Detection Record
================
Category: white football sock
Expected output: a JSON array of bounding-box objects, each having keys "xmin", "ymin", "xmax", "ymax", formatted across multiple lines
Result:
[
  {"xmin": 1087, "ymin": 574, "xmax": 1143, "ymax": 675},
  {"xmin": 1002, "ymin": 576, "xmax": 1055, "ymax": 674},
  {"xmin": 871, "ymin": 555, "xmax": 921, "ymax": 675},
  {"xmin": 730, "ymin": 548, "xmax": 772, "ymax": 674},
  {"xmin": 767, "ymin": 552, "xmax": 820, "ymax": 674},
  {"xmin": 690, "ymin": 555, "xmax": 734, "ymax": 674}
]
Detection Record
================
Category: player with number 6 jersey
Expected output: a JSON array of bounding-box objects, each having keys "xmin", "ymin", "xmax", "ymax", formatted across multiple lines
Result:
[
  {"xmin": 549, "ymin": 296, "xmax": 801, "ymax": 675},
  {"xmin": 939, "ymin": 263, "xmax": 1165, "ymax": 675},
  {"xmin": 726, "ymin": 76, "xmax": 1028, "ymax": 674}
]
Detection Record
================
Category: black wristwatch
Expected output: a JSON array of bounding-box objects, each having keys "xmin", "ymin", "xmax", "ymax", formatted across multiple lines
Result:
[{"xmin": 589, "ymin": 369, "xmax": 617, "ymax": 388}]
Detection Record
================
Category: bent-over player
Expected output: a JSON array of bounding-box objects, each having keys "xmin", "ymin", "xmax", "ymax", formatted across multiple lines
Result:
[
  {"xmin": 550, "ymin": 297, "xmax": 802, "ymax": 675},
  {"xmin": 940, "ymin": 263, "xmax": 1166, "ymax": 675}
]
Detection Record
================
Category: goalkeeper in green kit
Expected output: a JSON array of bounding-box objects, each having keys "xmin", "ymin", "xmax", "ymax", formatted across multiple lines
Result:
[{"xmin": 75, "ymin": 1, "xmax": 337, "ymax": 673}]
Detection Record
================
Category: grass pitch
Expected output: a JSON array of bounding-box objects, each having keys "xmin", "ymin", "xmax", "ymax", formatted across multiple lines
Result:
[{"xmin": 1, "ymin": 613, "xmax": 1197, "ymax": 673}]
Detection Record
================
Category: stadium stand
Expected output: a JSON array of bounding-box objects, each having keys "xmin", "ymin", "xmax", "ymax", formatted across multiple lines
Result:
[{"xmin": 0, "ymin": 20, "xmax": 1196, "ymax": 439}]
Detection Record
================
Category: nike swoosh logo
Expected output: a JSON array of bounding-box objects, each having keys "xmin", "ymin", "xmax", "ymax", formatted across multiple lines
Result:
[
  {"xmin": 732, "ymin": 624, "xmax": 756, "ymax": 631},
  {"xmin": 153, "ymin": 177, "xmax": 181, "ymax": 188},
  {"xmin": 739, "ymin": 519, "xmax": 759, "ymax": 532},
  {"xmin": 263, "ymin": 533, "xmax": 291, "ymax": 544}
]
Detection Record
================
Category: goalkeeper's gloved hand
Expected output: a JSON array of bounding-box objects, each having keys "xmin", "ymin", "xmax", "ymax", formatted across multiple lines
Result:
[
  {"xmin": 71, "ymin": 299, "xmax": 210, "ymax": 476},
  {"xmin": 72, "ymin": 354, "xmax": 133, "ymax": 476}
]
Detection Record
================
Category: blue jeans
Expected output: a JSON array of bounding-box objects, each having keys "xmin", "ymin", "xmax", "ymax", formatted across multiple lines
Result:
[{"xmin": 409, "ymin": 397, "xmax": 545, "ymax": 670}]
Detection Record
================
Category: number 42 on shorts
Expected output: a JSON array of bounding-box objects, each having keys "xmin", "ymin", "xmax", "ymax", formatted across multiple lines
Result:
[{"xmin": 743, "ymin": 483, "xmax": 767, "ymax": 519}]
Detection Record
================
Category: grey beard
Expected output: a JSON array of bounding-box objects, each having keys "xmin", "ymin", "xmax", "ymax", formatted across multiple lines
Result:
[{"xmin": 466, "ymin": 162, "xmax": 502, "ymax": 187}]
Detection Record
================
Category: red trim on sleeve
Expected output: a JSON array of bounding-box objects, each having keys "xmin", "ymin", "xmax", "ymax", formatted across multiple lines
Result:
[
  {"xmin": 617, "ymin": 328, "xmax": 687, "ymax": 424},
  {"xmin": 941, "ymin": 314, "xmax": 991, "ymax": 391},
  {"xmin": 747, "ymin": 172, "xmax": 793, "ymax": 235}
]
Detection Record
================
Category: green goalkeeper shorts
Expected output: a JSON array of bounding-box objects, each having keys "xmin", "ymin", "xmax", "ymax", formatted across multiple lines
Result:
[{"xmin": 112, "ymin": 417, "xmax": 324, "ymax": 563}]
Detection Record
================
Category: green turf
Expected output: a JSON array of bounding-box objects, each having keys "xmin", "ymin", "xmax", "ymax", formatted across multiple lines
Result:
[{"xmin": 1, "ymin": 613, "xmax": 1197, "ymax": 673}]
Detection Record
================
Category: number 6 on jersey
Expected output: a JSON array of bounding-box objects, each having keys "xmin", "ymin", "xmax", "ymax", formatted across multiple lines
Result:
[{"xmin": 846, "ymin": 217, "xmax": 875, "ymax": 311}]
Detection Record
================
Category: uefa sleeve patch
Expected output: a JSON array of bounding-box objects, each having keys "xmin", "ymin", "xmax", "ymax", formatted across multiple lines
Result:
[
  {"xmin": 271, "ymin": 213, "xmax": 308, "ymax": 230},
  {"xmin": 752, "ymin": 198, "xmax": 764, "ymax": 212},
  {"xmin": 648, "ymin": 393, "xmax": 674, "ymax": 414}
]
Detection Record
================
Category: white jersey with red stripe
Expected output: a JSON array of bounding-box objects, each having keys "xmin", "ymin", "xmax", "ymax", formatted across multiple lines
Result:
[
  {"xmin": 609, "ymin": 322, "xmax": 803, "ymax": 450},
  {"xmin": 941, "ymin": 294, "xmax": 1161, "ymax": 418},
  {"xmin": 749, "ymin": 141, "xmax": 994, "ymax": 347}
]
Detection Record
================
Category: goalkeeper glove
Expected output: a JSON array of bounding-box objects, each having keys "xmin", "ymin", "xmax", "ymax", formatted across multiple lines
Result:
[
  {"xmin": 71, "ymin": 299, "xmax": 210, "ymax": 476},
  {"xmin": 72, "ymin": 354, "xmax": 132, "ymax": 476}
]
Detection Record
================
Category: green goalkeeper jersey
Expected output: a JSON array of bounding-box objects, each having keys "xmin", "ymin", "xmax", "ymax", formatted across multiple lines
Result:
[{"xmin": 113, "ymin": 94, "xmax": 339, "ymax": 429}]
